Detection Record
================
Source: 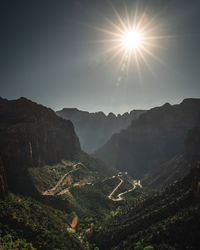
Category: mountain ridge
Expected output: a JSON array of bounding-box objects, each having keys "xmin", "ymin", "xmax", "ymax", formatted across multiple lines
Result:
[
  {"xmin": 56, "ymin": 107, "xmax": 146, "ymax": 153},
  {"xmin": 94, "ymin": 98, "xmax": 200, "ymax": 179}
]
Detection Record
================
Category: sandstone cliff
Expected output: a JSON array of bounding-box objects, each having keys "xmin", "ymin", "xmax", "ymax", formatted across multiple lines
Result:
[{"xmin": 0, "ymin": 97, "xmax": 81, "ymax": 195}]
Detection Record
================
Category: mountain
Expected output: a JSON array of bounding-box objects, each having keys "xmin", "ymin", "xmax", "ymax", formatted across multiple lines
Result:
[
  {"xmin": 142, "ymin": 127, "xmax": 200, "ymax": 189},
  {"xmin": 94, "ymin": 99, "xmax": 200, "ymax": 178},
  {"xmin": 0, "ymin": 97, "xmax": 119, "ymax": 249},
  {"xmin": 56, "ymin": 108, "xmax": 146, "ymax": 153},
  {"xmin": 88, "ymin": 162, "xmax": 200, "ymax": 250},
  {"xmin": 1, "ymin": 96, "xmax": 200, "ymax": 249},
  {"xmin": 88, "ymin": 126, "xmax": 200, "ymax": 249},
  {"xmin": 0, "ymin": 97, "xmax": 80, "ymax": 196}
]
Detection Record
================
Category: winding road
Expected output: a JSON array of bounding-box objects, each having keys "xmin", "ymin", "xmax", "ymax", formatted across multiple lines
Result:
[
  {"xmin": 42, "ymin": 162, "xmax": 85, "ymax": 196},
  {"xmin": 108, "ymin": 177, "xmax": 123, "ymax": 200},
  {"xmin": 42, "ymin": 163, "xmax": 142, "ymax": 202},
  {"xmin": 108, "ymin": 174, "xmax": 142, "ymax": 201}
]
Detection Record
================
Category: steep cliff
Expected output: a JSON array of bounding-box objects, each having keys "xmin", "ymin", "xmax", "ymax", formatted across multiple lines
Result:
[
  {"xmin": 0, "ymin": 157, "xmax": 8, "ymax": 198},
  {"xmin": 94, "ymin": 99, "xmax": 200, "ymax": 178},
  {"xmin": 56, "ymin": 108, "xmax": 145, "ymax": 153},
  {"xmin": 0, "ymin": 97, "xmax": 81, "ymax": 195}
]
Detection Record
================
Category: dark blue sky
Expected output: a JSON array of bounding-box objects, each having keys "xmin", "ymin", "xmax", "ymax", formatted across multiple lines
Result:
[{"xmin": 1, "ymin": 0, "xmax": 200, "ymax": 114}]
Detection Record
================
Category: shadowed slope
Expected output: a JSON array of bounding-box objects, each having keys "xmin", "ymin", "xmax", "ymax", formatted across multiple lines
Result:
[
  {"xmin": 0, "ymin": 97, "xmax": 80, "ymax": 196},
  {"xmin": 94, "ymin": 99, "xmax": 200, "ymax": 178}
]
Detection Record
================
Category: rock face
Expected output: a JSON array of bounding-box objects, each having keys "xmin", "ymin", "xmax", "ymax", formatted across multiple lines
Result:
[
  {"xmin": 142, "ymin": 127, "xmax": 200, "ymax": 189},
  {"xmin": 94, "ymin": 99, "xmax": 200, "ymax": 178},
  {"xmin": 0, "ymin": 97, "xmax": 81, "ymax": 195},
  {"xmin": 56, "ymin": 108, "xmax": 146, "ymax": 153},
  {"xmin": 0, "ymin": 157, "xmax": 8, "ymax": 198}
]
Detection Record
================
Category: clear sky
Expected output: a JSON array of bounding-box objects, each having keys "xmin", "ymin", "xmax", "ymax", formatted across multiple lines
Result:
[{"xmin": 1, "ymin": 0, "xmax": 200, "ymax": 114}]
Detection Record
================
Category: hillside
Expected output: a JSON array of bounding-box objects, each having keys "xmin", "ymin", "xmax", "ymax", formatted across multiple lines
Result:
[
  {"xmin": 56, "ymin": 108, "xmax": 145, "ymax": 153},
  {"xmin": 0, "ymin": 97, "xmax": 80, "ymax": 196},
  {"xmin": 142, "ymin": 127, "xmax": 200, "ymax": 189},
  {"xmin": 0, "ymin": 97, "xmax": 147, "ymax": 249},
  {"xmin": 88, "ymin": 163, "xmax": 200, "ymax": 250},
  {"xmin": 94, "ymin": 99, "xmax": 200, "ymax": 178},
  {"xmin": 88, "ymin": 126, "xmax": 200, "ymax": 249},
  {"xmin": 27, "ymin": 150, "xmax": 146, "ymax": 233},
  {"xmin": 0, "ymin": 193, "xmax": 84, "ymax": 249},
  {"xmin": 1, "ymin": 96, "xmax": 200, "ymax": 250}
]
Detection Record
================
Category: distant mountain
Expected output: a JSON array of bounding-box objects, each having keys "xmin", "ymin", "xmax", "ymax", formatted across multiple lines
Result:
[
  {"xmin": 56, "ymin": 108, "xmax": 146, "ymax": 153},
  {"xmin": 94, "ymin": 99, "xmax": 200, "ymax": 178},
  {"xmin": 0, "ymin": 97, "xmax": 80, "ymax": 196},
  {"xmin": 142, "ymin": 126, "xmax": 200, "ymax": 189}
]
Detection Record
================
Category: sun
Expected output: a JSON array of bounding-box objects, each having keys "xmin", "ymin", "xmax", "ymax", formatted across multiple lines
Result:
[
  {"xmin": 87, "ymin": 2, "xmax": 165, "ymax": 84},
  {"xmin": 122, "ymin": 30, "xmax": 142, "ymax": 50}
]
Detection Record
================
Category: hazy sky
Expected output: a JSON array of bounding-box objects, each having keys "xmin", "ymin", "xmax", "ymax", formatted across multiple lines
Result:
[{"xmin": 1, "ymin": 0, "xmax": 200, "ymax": 114}]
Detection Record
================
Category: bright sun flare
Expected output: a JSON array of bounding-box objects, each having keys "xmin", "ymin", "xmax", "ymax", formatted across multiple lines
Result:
[
  {"xmin": 88, "ymin": 2, "xmax": 165, "ymax": 84},
  {"xmin": 123, "ymin": 30, "xmax": 142, "ymax": 50}
]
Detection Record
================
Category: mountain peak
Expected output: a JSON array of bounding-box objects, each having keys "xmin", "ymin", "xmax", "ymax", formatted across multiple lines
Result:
[
  {"xmin": 108, "ymin": 112, "xmax": 116, "ymax": 119},
  {"xmin": 162, "ymin": 102, "xmax": 171, "ymax": 108}
]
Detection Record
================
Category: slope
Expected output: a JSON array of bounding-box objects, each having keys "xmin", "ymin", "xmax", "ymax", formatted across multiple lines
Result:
[
  {"xmin": 94, "ymin": 99, "xmax": 200, "ymax": 178},
  {"xmin": 0, "ymin": 192, "xmax": 84, "ymax": 249},
  {"xmin": 89, "ymin": 163, "xmax": 200, "ymax": 250},
  {"xmin": 142, "ymin": 127, "xmax": 200, "ymax": 189},
  {"xmin": 0, "ymin": 97, "xmax": 80, "ymax": 196}
]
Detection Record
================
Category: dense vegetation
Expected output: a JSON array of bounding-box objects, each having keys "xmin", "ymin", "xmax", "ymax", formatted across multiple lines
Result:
[
  {"xmin": 1, "ymin": 152, "xmax": 199, "ymax": 250},
  {"xmin": 0, "ymin": 193, "xmax": 83, "ymax": 250},
  {"xmin": 28, "ymin": 152, "xmax": 145, "ymax": 233},
  {"xmin": 88, "ymin": 168, "xmax": 200, "ymax": 250},
  {"xmin": 0, "ymin": 151, "xmax": 147, "ymax": 249}
]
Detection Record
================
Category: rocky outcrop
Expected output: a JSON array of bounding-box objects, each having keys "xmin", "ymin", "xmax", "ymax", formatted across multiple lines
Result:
[
  {"xmin": 56, "ymin": 108, "xmax": 146, "ymax": 153},
  {"xmin": 94, "ymin": 99, "xmax": 200, "ymax": 178},
  {"xmin": 0, "ymin": 97, "xmax": 81, "ymax": 195}
]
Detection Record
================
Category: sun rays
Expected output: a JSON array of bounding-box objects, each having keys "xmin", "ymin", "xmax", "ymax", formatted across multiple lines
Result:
[{"xmin": 88, "ymin": 2, "xmax": 167, "ymax": 85}]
